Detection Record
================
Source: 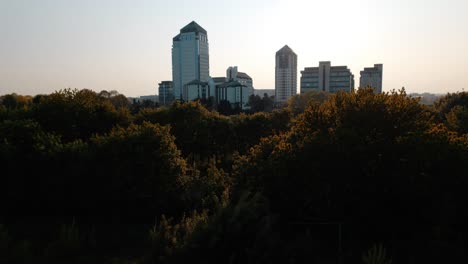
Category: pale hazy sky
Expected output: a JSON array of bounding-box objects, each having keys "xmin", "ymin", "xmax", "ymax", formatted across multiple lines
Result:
[{"xmin": 1, "ymin": 0, "xmax": 467, "ymax": 97}]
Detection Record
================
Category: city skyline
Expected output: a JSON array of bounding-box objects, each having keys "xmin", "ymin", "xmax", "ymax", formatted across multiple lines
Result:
[{"xmin": 1, "ymin": 0, "xmax": 467, "ymax": 97}]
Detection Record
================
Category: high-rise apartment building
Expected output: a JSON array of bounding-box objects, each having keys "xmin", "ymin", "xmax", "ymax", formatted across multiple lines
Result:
[
  {"xmin": 172, "ymin": 21, "xmax": 210, "ymax": 101},
  {"xmin": 300, "ymin": 61, "xmax": 354, "ymax": 94},
  {"xmin": 275, "ymin": 45, "xmax": 297, "ymax": 103},
  {"xmin": 158, "ymin": 81, "xmax": 174, "ymax": 106},
  {"xmin": 360, "ymin": 64, "xmax": 383, "ymax": 93}
]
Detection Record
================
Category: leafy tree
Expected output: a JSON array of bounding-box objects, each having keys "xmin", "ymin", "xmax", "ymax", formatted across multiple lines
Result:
[
  {"xmin": 31, "ymin": 88, "xmax": 130, "ymax": 141},
  {"xmin": 287, "ymin": 90, "xmax": 329, "ymax": 116},
  {"xmin": 217, "ymin": 100, "xmax": 233, "ymax": 115},
  {"xmin": 170, "ymin": 192, "xmax": 280, "ymax": 264},
  {"xmin": 362, "ymin": 244, "xmax": 392, "ymax": 264},
  {"xmin": 89, "ymin": 122, "xmax": 190, "ymax": 215},
  {"xmin": 434, "ymin": 91, "xmax": 468, "ymax": 119},
  {"xmin": 233, "ymin": 88, "xmax": 467, "ymax": 261},
  {"xmin": 0, "ymin": 93, "xmax": 31, "ymax": 110},
  {"xmin": 445, "ymin": 105, "xmax": 468, "ymax": 134},
  {"xmin": 248, "ymin": 94, "xmax": 275, "ymax": 113}
]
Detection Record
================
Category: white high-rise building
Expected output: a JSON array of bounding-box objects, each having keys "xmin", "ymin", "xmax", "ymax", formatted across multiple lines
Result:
[
  {"xmin": 172, "ymin": 21, "xmax": 210, "ymax": 101},
  {"xmin": 275, "ymin": 45, "xmax": 297, "ymax": 103},
  {"xmin": 360, "ymin": 64, "xmax": 383, "ymax": 93}
]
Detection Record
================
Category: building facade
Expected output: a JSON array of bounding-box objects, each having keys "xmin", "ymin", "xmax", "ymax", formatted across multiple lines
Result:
[
  {"xmin": 275, "ymin": 45, "xmax": 297, "ymax": 103},
  {"xmin": 254, "ymin": 89, "xmax": 275, "ymax": 98},
  {"xmin": 216, "ymin": 81, "xmax": 249, "ymax": 109},
  {"xmin": 158, "ymin": 81, "xmax": 174, "ymax": 106},
  {"xmin": 184, "ymin": 80, "xmax": 211, "ymax": 101},
  {"xmin": 300, "ymin": 61, "xmax": 354, "ymax": 94},
  {"xmin": 172, "ymin": 21, "xmax": 210, "ymax": 101},
  {"xmin": 360, "ymin": 64, "xmax": 383, "ymax": 93},
  {"xmin": 226, "ymin": 66, "xmax": 254, "ymax": 97}
]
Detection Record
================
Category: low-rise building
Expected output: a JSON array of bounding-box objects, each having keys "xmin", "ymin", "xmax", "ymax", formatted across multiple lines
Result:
[
  {"xmin": 216, "ymin": 80, "xmax": 249, "ymax": 109},
  {"xmin": 227, "ymin": 66, "xmax": 254, "ymax": 97},
  {"xmin": 184, "ymin": 79, "xmax": 212, "ymax": 101}
]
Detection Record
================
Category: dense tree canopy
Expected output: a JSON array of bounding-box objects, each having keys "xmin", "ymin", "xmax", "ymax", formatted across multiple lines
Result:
[{"xmin": 0, "ymin": 88, "xmax": 467, "ymax": 263}]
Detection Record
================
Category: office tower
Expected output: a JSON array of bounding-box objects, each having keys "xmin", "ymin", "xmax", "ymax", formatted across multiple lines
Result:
[
  {"xmin": 300, "ymin": 61, "xmax": 354, "ymax": 94},
  {"xmin": 172, "ymin": 21, "xmax": 209, "ymax": 101},
  {"xmin": 360, "ymin": 64, "xmax": 383, "ymax": 93},
  {"xmin": 275, "ymin": 45, "xmax": 297, "ymax": 103},
  {"xmin": 158, "ymin": 81, "xmax": 174, "ymax": 106}
]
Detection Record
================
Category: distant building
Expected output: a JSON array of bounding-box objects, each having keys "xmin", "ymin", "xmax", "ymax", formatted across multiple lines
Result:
[
  {"xmin": 275, "ymin": 45, "xmax": 297, "ymax": 103},
  {"xmin": 360, "ymin": 64, "xmax": 383, "ymax": 93},
  {"xmin": 185, "ymin": 80, "xmax": 212, "ymax": 101},
  {"xmin": 226, "ymin": 66, "xmax": 254, "ymax": 97},
  {"xmin": 254, "ymin": 89, "xmax": 275, "ymax": 98},
  {"xmin": 158, "ymin": 81, "xmax": 174, "ymax": 106},
  {"xmin": 130, "ymin": 95, "xmax": 158, "ymax": 103},
  {"xmin": 216, "ymin": 80, "xmax": 249, "ymax": 109},
  {"xmin": 172, "ymin": 21, "xmax": 210, "ymax": 101},
  {"xmin": 300, "ymin": 61, "xmax": 354, "ymax": 94}
]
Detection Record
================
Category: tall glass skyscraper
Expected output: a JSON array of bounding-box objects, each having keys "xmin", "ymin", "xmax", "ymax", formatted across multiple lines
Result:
[{"xmin": 172, "ymin": 21, "xmax": 210, "ymax": 101}]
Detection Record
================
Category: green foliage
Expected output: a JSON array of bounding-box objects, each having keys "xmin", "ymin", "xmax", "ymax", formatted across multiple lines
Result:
[
  {"xmin": 445, "ymin": 105, "xmax": 468, "ymax": 134},
  {"xmin": 362, "ymin": 244, "xmax": 392, "ymax": 264},
  {"xmin": 172, "ymin": 192, "xmax": 279, "ymax": 264},
  {"xmin": 136, "ymin": 101, "xmax": 234, "ymax": 159},
  {"xmin": 0, "ymin": 93, "xmax": 31, "ymax": 110},
  {"xmin": 287, "ymin": 90, "xmax": 330, "ymax": 116},
  {"xmin": 181, "ymin": 158, "xmax": 231, "ymax": 211},
  {"xmin": 217, "ymin": 99, "xmax": 237, "ymax": 115},
  {"xmin": 434, "ymin": 91, "xmax": 468, "ymax": 118},
  {"xmin": 90, "ymin": 122, "xmax": 189, "ymax": 214},
  {"xmin": 230, "ymin": 110, "xmax": 291, "ymax": 154},
  {"xmin": 0, "ymin": 119, "xmax": 61, "ymax": 155},
  {"xmin": 248, "ymin": 94, "xmax": 274, "ymax": 113},
  {"xmin": 292, "ymin": 88, "xmax": 430, "ymax": 145},
  {"xmin": 434, "ymin": 92, "xmax": 468, "ymax": 133},
  {"xmin": 234, "ymin": 88, "xmax": 468, "ymax": 261},
  {"xmin": 2, "ymin": 88, "xmax": 468, "ymax": 262},
  {"xmin": 147, "ymin": 211, "xmax": 208, "ymax": 263},
  {"xmin": 31, "ymin": 88, "xmax": 131, "ymax": 141},
  {"xmin": 134, "ymin": 101, "xmax": 291, "ymax": 160}
]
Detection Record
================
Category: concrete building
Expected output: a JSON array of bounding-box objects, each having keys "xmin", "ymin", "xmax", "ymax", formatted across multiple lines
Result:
[
  {"xmin": 226, "ymin": 66, "xmax": 254, "ymax": 97},
  {"xmin": 172, "ymin": 21, "xmax": 210, "ymax": 101},
  {"xmin": 216, "ymin": 81, "xmax": 249, "ymax": 109},
  {"xmin": 137, "ymin": 95, "xmax": 159, "ymax": 103},
  {"xmin": 300, "ymin": 61, "xmax": 354, "ymax": 94},
  {"xmin": 275, "ymin": 45, "xmax": 297, "ymax": 103},
  {"xmin": 184, "ymin": 80, "xmax": 212, "ymax": 101},
  {"xmin": 158, "ymin": 81, "xmax": 174, "ymax": 106},
  {"xmin": 254, "ymin": 89, "xmax": 275, "ymax": 98},
  {"xmin": 360, "ymin": 64, "xmax": 383, "ymax": 93}
]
